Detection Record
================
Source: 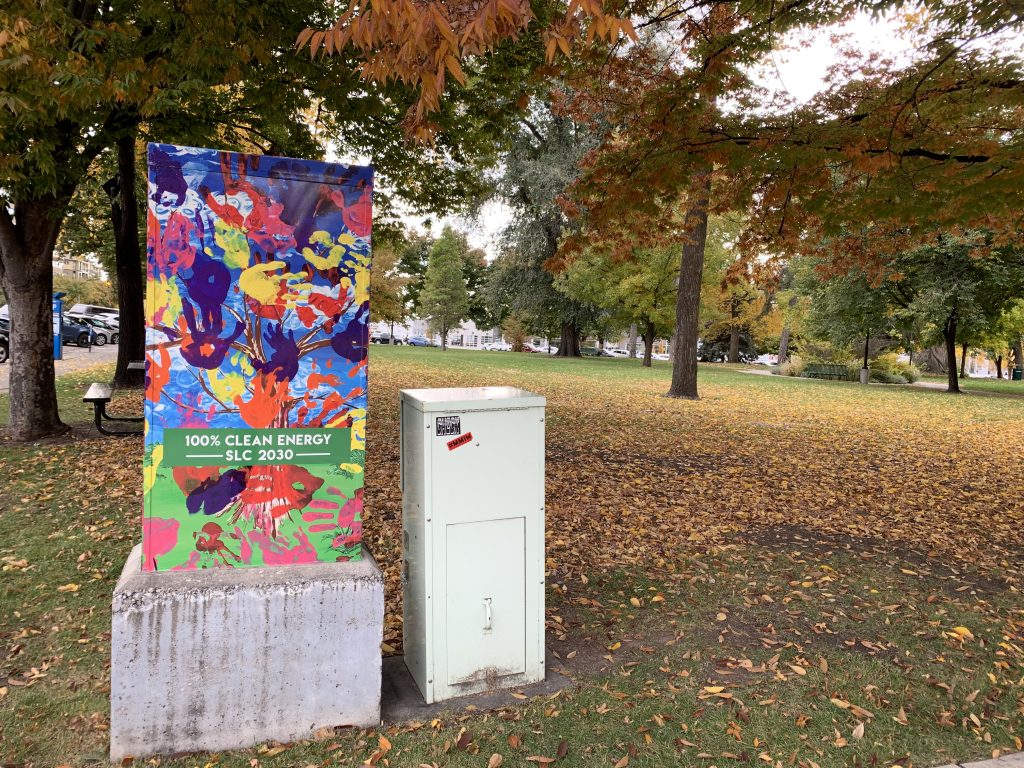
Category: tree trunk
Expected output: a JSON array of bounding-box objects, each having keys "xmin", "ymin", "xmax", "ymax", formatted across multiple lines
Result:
[
  {"xmin": 667, "ymin": 168, "xmax": 711, "ymax": 399},
  {"xmin": 943, "ymin": 313, "xmax": 960, "ymax": 393},
  {"xmin": 389, "ymin": 319, "xmax": 394, "ymax": 343},
  {"xmin": 1013, "ymin": 337, "xmax": 1024, "ymax": 376},
  {"xmin": 0, "ymin": 200, "xmax": 69, "ymax": 440},
  {"xmin": 642, "ymin": 320, "xmax": 655, "ymax": 368},
  {"xmin": 863, "ymin": 333, "xmax": 870, "ymax": 370},
  {"xmin": 728, "ymin": 323, "xmax": 740, "ymax": 364},
  {"xmin": 995, "ymin": 355, "xmax": 1003, "ymax": 380},
  {"xmin": 109, "ymin": 133, "xmax": 146, "ymax": 388},
  {"xmin": 667, "ymin": 169, "xmax": 708, "ymax": 403},
  {"xmin": 777, "ymin": 324, "xmax": 791, "ymax": 365},
  {"xmin": 556, "ymin": 320, "xmax": 581, "ymax": 357},
  {"xmin": 959, "ymin": 343, "xmax": 968, "ymax": 378},
  {"xmin": 627, "ymin": 323, "xmax": 638, "ymax": 359}
]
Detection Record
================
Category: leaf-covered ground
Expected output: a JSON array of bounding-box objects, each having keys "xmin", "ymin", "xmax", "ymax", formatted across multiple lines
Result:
[{"xmin": 1, "ymin": 347, "xmax": 1022, "ymax": 768}]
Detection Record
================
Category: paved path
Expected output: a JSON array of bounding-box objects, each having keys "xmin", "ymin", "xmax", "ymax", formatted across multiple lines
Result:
[
  {"xmin": 943, "ymin": 754, "xmax": 1024, "ymax": 768},
  {"xmin": 0, "ymin": 342, "xmax": 119, "ymax": 396}
]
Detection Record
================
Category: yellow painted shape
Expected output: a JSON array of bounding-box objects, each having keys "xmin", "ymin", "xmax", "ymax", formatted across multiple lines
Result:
[
  {"xmin": 146, "ymin": 276, "xmax": 182, "ymax": 326},
  {"xmin": 144, "ymin": 444, "xmax": 163, "ymax": 495},
  {"xmin": 208, "ymin": 369, "xmax": 247, "ymax": 403},
  {"xmin": 239, "ymin": 261, "xmax": 310, "ymax": 306},
  {"xmin": 214, "ymin": 219, "xmax": 251, "ymax": 269}
]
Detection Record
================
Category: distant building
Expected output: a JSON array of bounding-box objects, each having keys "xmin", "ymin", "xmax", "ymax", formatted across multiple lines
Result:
[
  {"xmin": 369, "ymin": 318, "xmax": 500, "ymax": 347},
  {"xmin": 54, "ymin": 255, "xmax": 106, "ymax": 281}
]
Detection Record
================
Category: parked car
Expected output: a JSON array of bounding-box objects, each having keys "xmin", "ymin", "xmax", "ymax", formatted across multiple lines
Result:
[
  {"xmin": 0, "ymin": 325, "xmax": 8, "ymax": 364},
  {"xmin": 601, "ymin": 348, "xmax": 630, "ymax": 357},
  {"xmin": 68, "ymin": 314, "xmax": 118, "ymax": 345},
  {"xmin": 483, "ymin": 341, "xmax": 511, "ymax": 351},
  {"xmin": 651, "ymin": 352, "xmax": 670, "ymax": 361},
  {"xmin": 521, "ymin": 343, "xmax": 541, "ymax": 353},
  {"xmin": 407, "ymin": 336, "xmax": 433, "ymax": 347},
  {"xmin": 370, "ymin": 333, "xmax": 402, "ymax": 345},
  {"xmin": 61, "ymin": 317, "xmax": 95, "ymax": 347}
]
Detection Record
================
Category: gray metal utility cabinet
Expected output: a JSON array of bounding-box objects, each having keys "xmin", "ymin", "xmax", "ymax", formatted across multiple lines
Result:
[{"xmin": 399, "ymin": 387, "xmax": 546, "ymax": 703}]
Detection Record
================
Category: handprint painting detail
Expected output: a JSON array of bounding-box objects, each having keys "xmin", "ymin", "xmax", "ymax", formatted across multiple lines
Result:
[{"xmin": 142, "ymin": 144, "xmax": 372, "ymax": 572}]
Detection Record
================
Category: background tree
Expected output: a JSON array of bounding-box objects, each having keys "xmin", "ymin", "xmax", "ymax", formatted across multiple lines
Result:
[
  {"xmin": 398, "ymin": 232, "xmax": 435, "ymax": 311},
  {"xmin": 802, "ymin": 260, "xmax": 894, "ymax": 375},
  {"xmin": 417, "ymin": 227, "xmax": 470, "ymax": 350},
  {"xmin": 501, "ymin": 313, "xmax": 530, "ymax": 352},
  {"xmin": 369, "ymin": 243, "xmax": 408, "ymax": 339},
  {"xmin": 893, "ymin": 236, "xmax": 1024, "ymax": 393},
  {"xmin": 556, "ymin": 245, "xmax": 677, "ymax": 366},
  {"xmin": 490, "ymin": 99, "xmax": 604, "ymax": 356},
  {"xmin": 52, "ymin": 276, "xmax": 117, "ymax": 309}
]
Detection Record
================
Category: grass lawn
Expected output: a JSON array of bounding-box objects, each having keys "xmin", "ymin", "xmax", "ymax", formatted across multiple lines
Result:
[
  {"xmin": 919, "ymin": 374, "xmax": 1024, "ymax": 396},
  {"xmin": 2, "ymin": 347, "xmax": 1023, "ymax": 768}
]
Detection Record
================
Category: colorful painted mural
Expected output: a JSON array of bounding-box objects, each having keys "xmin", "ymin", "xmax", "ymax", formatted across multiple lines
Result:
[{"xmin": 143, "ymin": 143, "xmax": 372, "ymax": 571}]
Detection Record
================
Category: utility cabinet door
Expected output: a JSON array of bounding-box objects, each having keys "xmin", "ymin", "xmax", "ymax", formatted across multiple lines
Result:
[
  {"xmin": 445, "ymin": 518, "xmax": 526, "ymax": 685},
  {"xmin": 428, "ymin": 409, "xmax": 542, "ymax": 525}
]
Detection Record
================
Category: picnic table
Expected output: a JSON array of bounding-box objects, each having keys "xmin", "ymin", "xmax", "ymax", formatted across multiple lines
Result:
[{"xmin": 83, "ymin": 361, "xmax": 144, "ymax": 437}]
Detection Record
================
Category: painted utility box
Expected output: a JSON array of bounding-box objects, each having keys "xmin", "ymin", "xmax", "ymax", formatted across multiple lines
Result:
[
  {"xmin": 400, "ymin": 387, "xmax": 546, "ymax": 703},
  {"xmin": 143, "ymin": 143, "xmax": 372, "ymax": 571}
]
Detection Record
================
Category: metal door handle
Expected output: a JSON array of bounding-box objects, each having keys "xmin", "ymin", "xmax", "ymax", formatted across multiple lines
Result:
[{"xmin": 483, "ymin": 597, "xmax": 492, "ymax": 630}]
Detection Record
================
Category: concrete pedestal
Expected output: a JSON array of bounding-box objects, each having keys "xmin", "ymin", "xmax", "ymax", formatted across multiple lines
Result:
[{"xmin": 110, "ymin": 544, "xmax": 384, "ymax": 761}]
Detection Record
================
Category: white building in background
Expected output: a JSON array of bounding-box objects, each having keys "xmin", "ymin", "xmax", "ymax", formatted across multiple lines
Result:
[
  {"xmin": 54, "ymin": 255, "xmax": 106, "ymax": 281},
  {"xmin": 369, "ymin": 318, "xmax": 501, "ymax": 347}
]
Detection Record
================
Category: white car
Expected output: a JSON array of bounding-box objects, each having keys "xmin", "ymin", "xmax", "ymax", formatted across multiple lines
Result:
[
  {"xmin": 602, "ymin": 348, "xmax": 630, "ymax": 358},
  {"xmin": 651, "ymin": 353, "xmax": 670, "ymax": 361},
  {"xmin": 482, "ymin": 342, "xmax": 511, "ymax": 351}
]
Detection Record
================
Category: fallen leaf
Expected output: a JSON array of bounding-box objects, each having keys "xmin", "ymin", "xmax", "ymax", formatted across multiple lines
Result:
[{"xmin": 488, "ymin": 754, "xmax": 503, "ymax": 768}]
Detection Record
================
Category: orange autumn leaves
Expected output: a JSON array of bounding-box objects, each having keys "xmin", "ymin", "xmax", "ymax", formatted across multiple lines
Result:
[
  {"xmin": 298, "ymin": 0, "xmax": 634, "ymax": 140},
  {"xmin": 359, "ymin": 356, "xmax": 1024, "ymax": 656}
]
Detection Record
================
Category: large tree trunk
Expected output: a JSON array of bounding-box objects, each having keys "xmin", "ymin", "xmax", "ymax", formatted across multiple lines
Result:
[
  {"xmin": 627, "ymin": 323, "xmax": 638, "ymax": 359},
  {"xmin": 109, "ymin": 134, "xmax": 145, "ymax": 388},
  {"xmin": 777, "ymin": 324, "xmax": 791, "ymax": 365},
  {"xmin": 0, "ymin": 200, "xmax": 69, "ymax": 440},
  {"xmin": 1013, "ymin": 337, "xmax": 1024, "ymax": 378},
  {"xmin": 642, "ymin": 320, "xmax": 655, "ymax": 368},
  {"xmin": 918, "ymin": 344, "xmax": 947, "ymax": 374},
  {"xmin": 728, "ymin": 323, "xmax": 740, "ymax": 364},
  {"xmin": 556, "ymin": 320, "xmax": 581, "ymax": 357},
  {"xmin": 995, "ymin": 355, "xmax": 1003, "ymax": 381},
  {"xmin": 942, "ymin": 313, "xmax": 960, "ymax": 393},
  {"xmin": 667, "ymin": 170, "xmax": 711, "ymax": 399},
  {"xmin": 959, "ymin": 343, "xmax": 968, "ymax": 379}
]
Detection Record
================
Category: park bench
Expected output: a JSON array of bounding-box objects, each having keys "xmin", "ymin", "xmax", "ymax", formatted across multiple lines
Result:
[
  {"xmin": 804, "ymin": 363, "xmax": 851, "ymax": 381},
  {"xmin": 83, "ymin": 361, "xmax": 145, "ymax": 436}
]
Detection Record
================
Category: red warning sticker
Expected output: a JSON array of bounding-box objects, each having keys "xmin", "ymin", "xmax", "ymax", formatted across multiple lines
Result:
[{"xmin": 447, "ymin": 432, "xmax": 473, "ymax": 451}]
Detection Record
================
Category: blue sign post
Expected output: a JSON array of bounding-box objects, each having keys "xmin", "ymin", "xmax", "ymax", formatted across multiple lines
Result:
[{"xmin": 52, "ymin": 296, "xmax": 63, "ymax": 360}]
